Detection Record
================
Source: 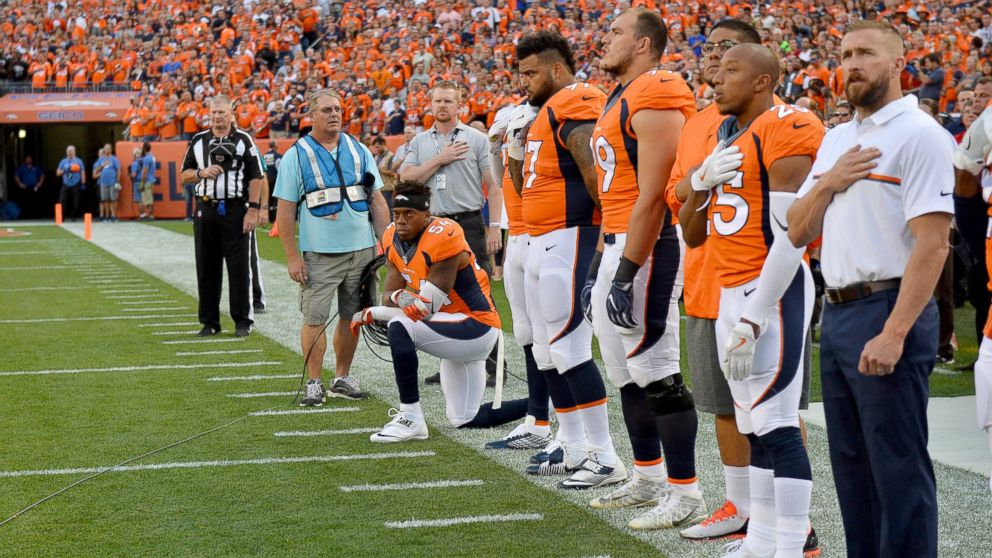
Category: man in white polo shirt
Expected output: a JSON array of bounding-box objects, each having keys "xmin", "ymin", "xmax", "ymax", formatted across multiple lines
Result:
[{"xmin": 788, "ymin": 21, "xmax": 954, "ymax": 558}]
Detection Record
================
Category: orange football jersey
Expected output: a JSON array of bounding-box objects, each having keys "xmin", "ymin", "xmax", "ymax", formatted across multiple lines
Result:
[
  {"xmin": 521, "ymin": 83, "xmax": 605, "ymax": 236},
  {"xmin": 707, "ymin": 105, "xmax": 824, "ymax": 287},
  {"xmin": 501, "ymin": 146, "xmax": 526, "ymax": 236},
  {"xmin": 593, "ymin": 70, "xmax": 696, "ymax": 234},
  {"xmin": 984, "ymin": 203, "xmax": 992, "ymax": 339},
  {"xmin": 383, "ymin": 218, "xmax": 501, "ymax": 329}
]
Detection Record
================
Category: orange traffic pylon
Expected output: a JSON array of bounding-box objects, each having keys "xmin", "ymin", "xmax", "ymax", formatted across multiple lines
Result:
[
  {"xmin": 54, "ymin": 203, "xmax": 63, "ymax": 225},
  {"xmin": 83, "ymin": 213, "xmax": 92, "ymax": 241}
]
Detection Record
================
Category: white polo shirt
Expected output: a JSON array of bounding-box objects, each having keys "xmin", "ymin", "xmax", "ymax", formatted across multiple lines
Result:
[{"xmin": 797, "ymin": 94, "xmax": 955, "ymax": 288}]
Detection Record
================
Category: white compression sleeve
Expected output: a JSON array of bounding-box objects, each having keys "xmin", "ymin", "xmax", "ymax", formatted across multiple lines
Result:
[
  {"xmin": 955, "ymin": 108, "xmax": 992, "ymax": 175},
  {"xmin": 369, "ymin": 306, "xmax": 405, "ymax": 321},
  {"xmin": 419, "ymin": 280, "xmax": 451, "ymax": 315},
  {"xmin": 740, "ymin": 192, "xmax": 807, "ymax": 330}
]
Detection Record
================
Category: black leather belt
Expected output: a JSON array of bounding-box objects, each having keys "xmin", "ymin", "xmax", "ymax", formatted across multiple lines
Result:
[
  {"xmin": 824, "ymin": 279, "xmax": 901, "ymax": 305},
  {"xmin": 199, "ymin": 197, "xmax": 244, "ymax": 207},
  {"xmin": 437, "ymin": 209, "xmax": 482, "ymax": 222}
]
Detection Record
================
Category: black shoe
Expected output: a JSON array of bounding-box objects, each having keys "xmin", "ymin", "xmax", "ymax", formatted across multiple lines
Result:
[
  {"xmin": 235, "ymin": 326, "xmax": 252, "ymax": 337},
  {"xmin": 197, "ymin": 326, "xmax": 220, "ymax": 337},
  {"xmin": 804, "ymin": 526, "xmax": 820, "ymax": 557},
  {"xmin": 425, "ymin": 372, "xmax": 440, "ymax": 384},
  {"xmin": 253, "ymin": 302, "xmax": 266, "ymax": 314}
]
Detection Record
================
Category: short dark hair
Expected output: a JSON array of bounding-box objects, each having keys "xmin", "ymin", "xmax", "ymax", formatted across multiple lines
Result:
[
  {"xmin": 142, "ymin": 142, "xmax": 152, "ymax": 154},
  {"xmin": 711, "ymin": 19, "xmax": 762, "ymax": 44},
  {"xmin": 394, "ymin": 180, "xmax": 432, "ymax": 201},
  {"xmin": 977, "ymin": 76, "xmax": 992, "ymax": 87},
  {"xmin": 628, "ymin": 7, "xmax": 668, "ymax": 58},
  {"xmin": 515, "ymin": 31, "xmax": 576, "ymax": 74}
]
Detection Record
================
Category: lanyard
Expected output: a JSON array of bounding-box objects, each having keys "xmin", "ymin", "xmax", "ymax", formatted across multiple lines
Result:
[{"xmin": 430, "ymin": 126, "xmax": 460, "ymax": 175}]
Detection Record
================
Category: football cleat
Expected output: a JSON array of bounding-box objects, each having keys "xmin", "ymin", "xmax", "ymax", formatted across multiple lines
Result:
[
  {"xmin": 559, "ymin": 456, "xmax": 627, "ymax": 490},
  {"xmin": 680, "ymin": 500, "xmax": 748, "ymax": 541},
  {"xmin": 526, "ymin": 447, "xmax": 572, "ymax": 476},
  {"xmin": 629, "ymin": 488, "xmax": 706, "ymax": 530},
  {"xmin": 719, "ymin": 540, "xmax": 773, "ymax": 558},
  {"xmin": 370, "ymin": 408, "xmax": 429, "ymax": 443},
  {"xmin": 485, "ymin": 416, "xmax": 552, "ymax": 450},
  {"xmin": 299, "ymin": 379, "xmax": 326, "ymax": 407},
  {"xmin": 589, "ymin": 470, "xmax": 665, "ymax": 509},
  {"xmin": 529, "ymin": 445, "xmax": 562, "ymax": 466},
  {"xmin": 804, "ymin": 526, "xmax": 822, "ymax": 558}
]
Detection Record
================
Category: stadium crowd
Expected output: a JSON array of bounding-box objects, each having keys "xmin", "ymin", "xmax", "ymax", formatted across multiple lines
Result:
[{"xmin": 3, "ymin": 0, "xmax": 992, "ymax": 141}]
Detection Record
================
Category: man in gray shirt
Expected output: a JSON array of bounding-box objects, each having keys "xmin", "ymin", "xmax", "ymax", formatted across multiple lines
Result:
[{"xmin": 401, "ymin": 80, "xmax": 502, "ymax": 276}]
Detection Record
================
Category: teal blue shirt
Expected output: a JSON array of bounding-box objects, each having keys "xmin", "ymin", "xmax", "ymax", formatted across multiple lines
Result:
[{"xmin": 273, "ymin": 137, "xmax": 383, "ymax": 254}]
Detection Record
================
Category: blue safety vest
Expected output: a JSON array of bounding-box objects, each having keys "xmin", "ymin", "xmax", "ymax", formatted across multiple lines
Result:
[{"xmin": 295, "ymin": 133, "xmax": 370, "ymax": 219}]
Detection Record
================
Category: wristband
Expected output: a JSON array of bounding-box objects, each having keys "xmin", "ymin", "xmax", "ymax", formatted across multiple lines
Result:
[
  {"xmin": 489, "ymin": 222, "xmax": 501, "ymax": 227},
  {"xmin": 196, "ymin": 169, "xmax": 204, "ymax": 179},
  {"xmin": 587, "ymin": 250, "xmax": 603, "ymax": 282},
  {"xmin": 248, "ymin": 202, "xmax": 261, "ymax": 209},
  {"xmin": 614, "ymin": 256, "xmax": 640, "ymax": 284}
]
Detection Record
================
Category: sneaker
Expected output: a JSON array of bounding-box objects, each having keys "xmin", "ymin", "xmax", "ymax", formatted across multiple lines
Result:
[
  {"xmin": 253, "ymin": 302, "xmax": 266, "ymax": 314},
  {"xmin": 589, "ymin": 471, "xmax": 665, "ymax": 509},
  {"xmin": 936, "ymin": 353, "xmax": 955, "ymax": 365},
  {"xmin": 235, "ymin": 326, "xmax": 252, "ymax": 337},
  {"xmin": 197, "ymin": 325, "xmax": 220, "ymax": 337},
  {"xmin": 424, "ymin": 372, "xmax": 440, "ymax": 385},
  {"xmin": 329, "ymin": 375, "xmax": 368, "ymax": 400},
  {"xmin": 719, "ymin": 540, "xmax": 773, "ymax": 558},
  {"xmin": 629, "ymin": 488, "xmax": 706, "ymax": 530},
  {"xmin": 680, "ymin": 500, "xmax": 748, "ymax": 541},
  {"xmin": 370, "ymin": 408, "xmax": 429, "ymax": 443},
  {"xmin": 559, "ymin": 457, "xmax": 628, "ymax": 490},
  {"xmin": 804, "ymin": 527, "xmax": 821, "ymax": 558},
  {"xmin": 299, "ymin": 379, "xmax": 326, "ymax": 407},
  {"xmin": 485, "ymin": 417, "xmax": 552, "ymax": 450}
]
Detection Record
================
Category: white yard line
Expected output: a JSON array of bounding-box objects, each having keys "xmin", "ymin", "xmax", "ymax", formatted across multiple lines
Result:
[
  {"xmin": 249, "ymin": 407, "xmax": 360, "ymax": 416},
  {"xmin": 274, "ymin": 428, "xmax": 379, "ymax": 437},
  {"xmin": 384, "ymin": 513, "xmax": 543, "ymax": 529},
  {"xmin": 113, "ymin": 295, "xmax": 171, "ymax": 300},
  {"xmin": 151, "ymin": 331, "xmax": 199, "ymax": 336},
  {"xmin": 177, "ymin": 349, "xmax": 263, "ymax": 356},
  {"xmin": 139, "ymin": 321, "xmax": 199, "ymax": 327},
  {"xmin": 207, "ymin": 373, "xmax": 298, "ymax": 381},
  {"xmin": 161, "ymin": 338, "xmax": 246, "ymax": 345},
  {"xmin": 100, "ymin": 289, "xmax": 161, "ymax": 295},
  {"xmin": 0, "ymin": 265, "xmax": 70, "ymax": 270},
  {"xmin": 339, "ymin": 479, "xmax": 484, "ymax": 492},
  {"xmin": 0, "ymin": 313, "xmax": 196, "ymax": 324},
  {"xmin": 226, "ymin": 391, "xmax": 298, "ymax": 399},
  {"xmin": 122, "ymin": 307, "xmax": 187, "ymax": 312},
  {"xmin": 0, "ymin": 361, "xmax": 282, "ymax": 377},
  {"xmin": 0, "ymin": 286, "xmax": 89, "ymax": 292},
  {"xmin": 0, "ymin": 451, "xmax": 436, "ymax": 479},
  {"xmin": 118, "ymin": 300, "xmax": 175, "ymax": 305},
  {"xmin": 0, "ymin": 250, "xmax": 58, "ymax": 255}
]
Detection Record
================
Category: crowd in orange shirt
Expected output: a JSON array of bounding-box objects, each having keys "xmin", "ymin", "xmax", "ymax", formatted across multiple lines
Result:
[{"xmin": 2, "ymin": 0, "xmax": 991, "ymax": 141}]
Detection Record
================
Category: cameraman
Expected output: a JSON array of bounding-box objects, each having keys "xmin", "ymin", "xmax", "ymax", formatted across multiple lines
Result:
[{"xmin": 180, "ymin": 95, "xmax": 265, "ymax": 338}]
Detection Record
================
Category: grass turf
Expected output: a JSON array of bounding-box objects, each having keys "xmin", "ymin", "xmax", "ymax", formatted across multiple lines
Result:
[
  {"xmin": 150, "ymin": 219, "xmax": 980, "ymax": 401},
  {"xmin": 0, "ymin": 226, "xmax": 666, "ymax": 557}
]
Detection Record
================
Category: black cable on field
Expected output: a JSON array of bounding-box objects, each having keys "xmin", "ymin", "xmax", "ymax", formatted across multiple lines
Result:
[{"xmin": 0, "ymin": 411, "xmax": 261, "ymax": 529}]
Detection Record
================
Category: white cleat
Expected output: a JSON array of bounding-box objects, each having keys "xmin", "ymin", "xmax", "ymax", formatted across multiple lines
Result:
[
  {"xmin": 370, "ymin": 408, "xmax": 429, "ymax": 443},
  {"xmin": 719, "ymin": 539, "xmax": 774, "ymax": 558},
  {"xmin": 589, "ymin": 470, "xmax": 666, "ymax": 509},
  {"xmin": 485, "ymin": 416, "xmax": 553, "ymax": 450},
  {"xmin": 680, "ymin": 500, "xmax": 748, "ymax": 541},
  {"xmin": 629, "ymin": 488, "xmax": 706, "ymax": 530},
  {"xmin": 559, "ymin": 456, "xmax": 627, "ymax": 490}
]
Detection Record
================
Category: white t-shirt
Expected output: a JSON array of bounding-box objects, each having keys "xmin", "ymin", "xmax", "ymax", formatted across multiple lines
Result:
[{"xmin": 797, "ymin": 95, "xmax": 955, "ymax": 287}]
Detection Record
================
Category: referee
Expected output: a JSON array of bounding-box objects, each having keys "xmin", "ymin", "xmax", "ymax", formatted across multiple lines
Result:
[
  {"xmin": 788, "ymin": 22, "xmax": 952, "ymax": 558},
  {"xmin": 181, "ymin": 95, "xmax": 265, "ymax": 337}
]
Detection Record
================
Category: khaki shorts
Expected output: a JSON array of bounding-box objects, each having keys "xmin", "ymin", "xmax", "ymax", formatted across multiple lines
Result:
[
  {"xmin": 139, "ymin": 181, "xmax": 154, "ymax": 206},
  {"xmin": 300, "ymin": 247, "xmax": 376, "ymax": 325}
]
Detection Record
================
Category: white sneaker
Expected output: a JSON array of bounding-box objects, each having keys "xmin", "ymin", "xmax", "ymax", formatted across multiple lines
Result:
[
  {"xmin": 559, "ymin": 456, "xmax": 627, "ymax": 490},
  {"xmin": 680, "ymin": 500, "xmax": 748, "ymax": 541},
  {"xmin": 370, "ymin": 408, "xmax": 428, "ymax": 443},
  {"xmin": 719, "ymin": 539, "xmax": 774, "ymax": 558},
  {"xmin": 589, "ymin": 470, "xmax": 665, "ymax": 509},
  {"xmin": 485, "ymin": 416, "xmax": 552, "ymax": 450},
  {"xmin": 629, "ymin": 488, "xmax": 706, "ymax": 530}
]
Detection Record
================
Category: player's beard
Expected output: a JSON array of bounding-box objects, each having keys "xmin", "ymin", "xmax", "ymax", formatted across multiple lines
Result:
[
  {"xmin": 529, "ymin": 76, "xmax": 555, "ymax": 107},
  {"xmin": 600, "ymin": 46, "xmax": 633, "ymax": 77},
  {"xmin": 845, "ymin": 71, "xmax": 889, "ymax": 111}
]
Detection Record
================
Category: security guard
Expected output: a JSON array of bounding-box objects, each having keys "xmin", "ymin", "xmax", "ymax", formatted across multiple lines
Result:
[{"xmin": 181, "ymin": 95, "xmax": 265, "ymax": 337}]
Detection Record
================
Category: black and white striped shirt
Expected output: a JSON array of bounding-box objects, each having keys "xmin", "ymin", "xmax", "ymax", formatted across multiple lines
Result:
[{"xmin": 181, "ymin": 128, "xmax": 264, "ymax": 200}]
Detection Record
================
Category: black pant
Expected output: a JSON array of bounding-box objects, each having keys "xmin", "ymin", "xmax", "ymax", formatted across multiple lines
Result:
[
  {"xmin": 440, "ymin": 210, "xmax": 491, "ymax": 277},
  {"xmin": 59, "ymin": 185, "xmax": 82, "ymax": 220},
  {"xmin": 194, "ymin": 200, "xmax": 252, "ymax": 330},
  {"xmin": 249, "ymin": 230, "xmax": 265, "ymax": 307}
]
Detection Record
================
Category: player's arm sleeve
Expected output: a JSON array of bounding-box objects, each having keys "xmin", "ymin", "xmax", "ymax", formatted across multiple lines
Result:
[{"xmin": 902, "ymin": 126, "xmax": 955, "ymax": 221}]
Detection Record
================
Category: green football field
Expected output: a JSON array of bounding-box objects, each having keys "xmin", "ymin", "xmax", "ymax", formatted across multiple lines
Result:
[{"xmin": 0, "ymin": 223, "xmax": 987, "ymax": 558}]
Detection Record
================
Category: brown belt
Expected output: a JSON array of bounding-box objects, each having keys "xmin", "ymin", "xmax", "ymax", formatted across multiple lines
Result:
[{"xmin": 824, "ymin": 279, "xmax": 901, "ymax": 305}]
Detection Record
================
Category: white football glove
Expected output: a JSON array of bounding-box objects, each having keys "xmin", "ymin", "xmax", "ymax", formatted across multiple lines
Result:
[
  {"xmin": 488, "ymin": 105, "xmax": 516, "ymax": 144},
  {"xmin": 691, "ymin": 141, "xmax": 744, "ymax": 192},
  {"xmin": 506, "ymin": 104, "xmax": 539, "ymax": 161},
  {"xmin": 721, "ymin": 321, "xmax": 758, "ymax": 381}
]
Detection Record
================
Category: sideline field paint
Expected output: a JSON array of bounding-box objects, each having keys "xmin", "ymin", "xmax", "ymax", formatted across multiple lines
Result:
[
  {"xmin": 249, "ymin": 407, "xmax": 360, "ymax": 416},
  {"xmin": 0, "ymin": 286, "xmax": 88, "ymax": 292},
  {"xmin": 112, "ymin": 295, "xmax": 169, "ymax": 300},
  {"xmin": 119, "ymin": 300, "xmax": 175, "ymax": 305},
  {"xmin": 176, "ymin": 349, "xmax": 263, "ymax": 356},
  {"xmin": 226, "ymin": 391, "xmax": 298, "ymax": 399},
  {"xmin": 0, "ymin": 250, "xmax": 58, "ymax": 255},
  {"xmin": 161, "ymin": 338, "xmax": 246, "ymax": 345},
  {"xmin": 274, "ymin": 428, "xmax": 380, "ymax": 437},
  {"xmin": 0, "ymin": 265, "xmax": 70, "ymax": 270},
  {"xmin": 339, "ymin": 480, "xmax": 484, "ymax": 492},
  {"xmin": 384, "ymin": 513, "xmax": 543, "ymax": 529},
  {"xmin": 139, "ymin": 322, "xmax": 198, "ymax": 327},
  {"xmin": 0, "ymin": 313, "xmax": 196, "ymax": 324},
  {"xmin": 0, "ymin": 361, "xmax": 282, "ymax": 377},
  {"xmin": 0, "ymin": 451, "xmax": 436, "ymax": 479},
  {"xmin": 122, "ymin": 307, "xmax": 186, "ymax": 313},
  {"xmin": 151, "ymin": 331, "xmax": 199, "ymax": 336},
  {"xmin": 207, "ymin": 373, "xmax": 298, "ymax": 381}
]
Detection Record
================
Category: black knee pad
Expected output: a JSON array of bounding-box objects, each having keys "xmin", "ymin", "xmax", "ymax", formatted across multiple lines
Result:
[
  {"xmin": 746, "ymin": 433, "xmax": 771, "ymax": 469},
  {"xmin": 759, "ymin": 427, "xmax": 811, "ymax": 480},
  {"xmin": 644, "ymin": 373, "xmax": 695, "ymax": 416}
]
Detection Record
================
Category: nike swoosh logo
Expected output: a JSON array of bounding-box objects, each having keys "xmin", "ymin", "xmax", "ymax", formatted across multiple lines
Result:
[
  {"xmin": 965, "ymin": 136, "xmax": 972, "ymax": 150},
  {"xmin": 659, "ymin": 79, "xmax": 673, "ymax": 83},
  {"xmin": 545, "ymin": 244, "xmax": 558, "ymax": 251},
  {"xmin": 581, "ymin": 96, "xmax": 596, "ymax": 101},
  {"xmin": 731, "ymin": 337, "xmax": 747, "ymax": 351},
  {"xmin": 744, "ymin": 288, "xmax": 755, "ymax": 297},
  {"xmin": 940, "ymin": 191, "xmax": 953, "ymax": 196},
  {"xmin": 792, "ymin": 122, "xmax": 810, "ymax": 129},
  {"xmin": 772, "ymin": 213, "xmax": 789, "ymax": 232}
]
